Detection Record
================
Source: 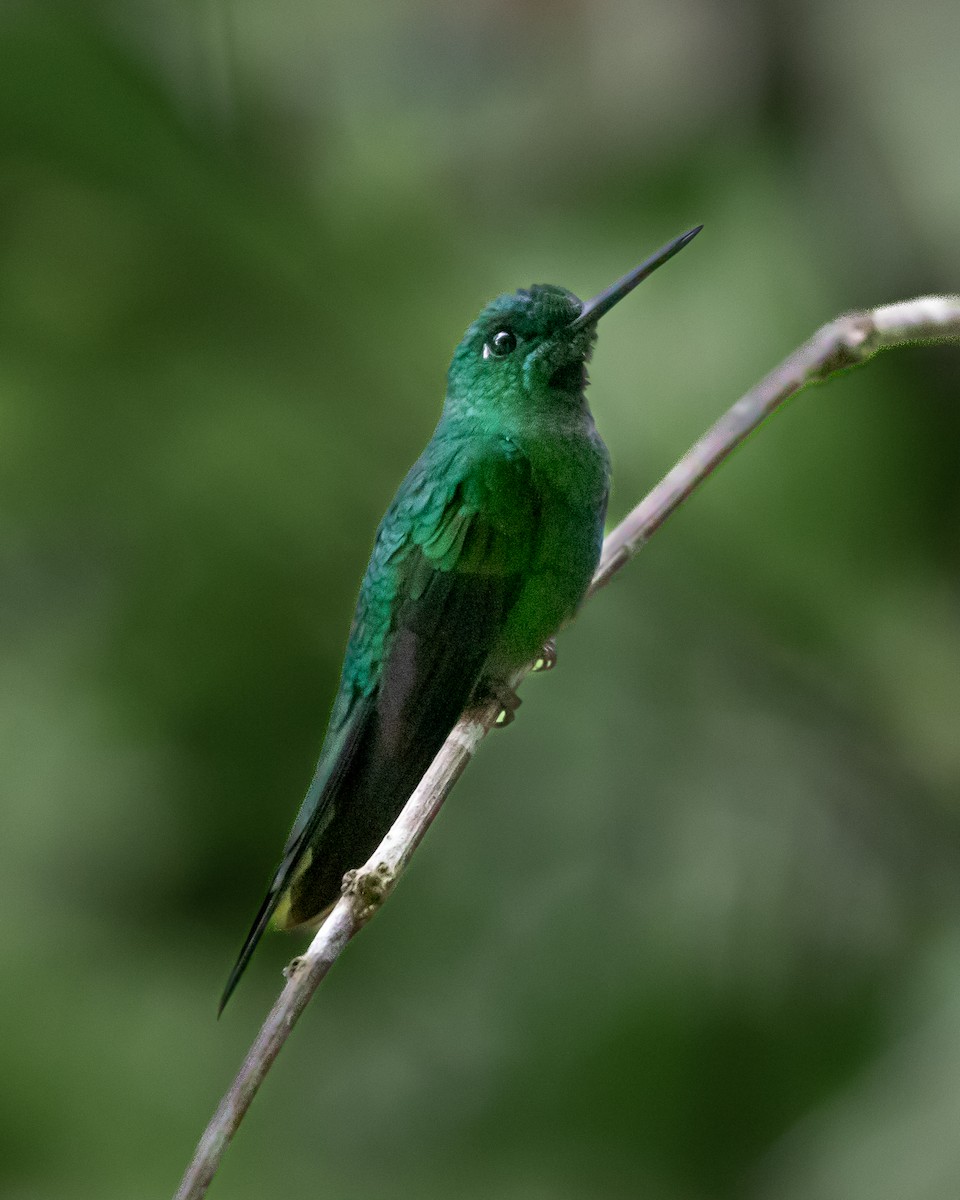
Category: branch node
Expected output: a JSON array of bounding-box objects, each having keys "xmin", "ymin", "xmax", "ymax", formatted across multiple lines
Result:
[
  {"xmin": 811, "ymin": 313, "xmax": 881, "ymax": 380},
  {"xmin": 283, "ymin": 955, "xmax": 307, "ymax": 983},
  {"xmin": 342, "ymin": 861, "xmax": 396, "ymax": 921}
]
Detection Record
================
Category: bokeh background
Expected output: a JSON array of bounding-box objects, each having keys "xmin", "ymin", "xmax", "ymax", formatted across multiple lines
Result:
[{"xmin": 2, "ymin": 3, "xmax": 959, "ymax": 1198}]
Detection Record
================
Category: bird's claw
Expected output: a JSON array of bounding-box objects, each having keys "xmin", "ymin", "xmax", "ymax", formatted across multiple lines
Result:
[
  {"xmin": 531, "ymin": 638, "xmax": 557, "ymax": 673},
  {"xmin": 485, "ymin": 684, "xmax": 522, "ymax": 728}
]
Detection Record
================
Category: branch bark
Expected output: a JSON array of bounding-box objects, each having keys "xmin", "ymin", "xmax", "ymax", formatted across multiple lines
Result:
[{"xmin": 174, "ymin": 294, "xmax": 960, "ymax": 1200}]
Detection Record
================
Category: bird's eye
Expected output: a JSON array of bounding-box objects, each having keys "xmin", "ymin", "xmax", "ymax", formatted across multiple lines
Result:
[{"xmin": 483, "ymin": 329, "xmax": 517, "ymax": 359}]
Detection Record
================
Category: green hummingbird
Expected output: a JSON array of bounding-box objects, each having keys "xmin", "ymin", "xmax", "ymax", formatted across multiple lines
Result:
[{"xmin": 220, "ymin": 226, "xmax": 701, "ymax": 1012}]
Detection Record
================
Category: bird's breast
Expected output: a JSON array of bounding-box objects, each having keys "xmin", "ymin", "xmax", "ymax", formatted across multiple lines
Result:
[{"xmin": 488, "ymin": 421, "xmax": 610, "ymax": 674}]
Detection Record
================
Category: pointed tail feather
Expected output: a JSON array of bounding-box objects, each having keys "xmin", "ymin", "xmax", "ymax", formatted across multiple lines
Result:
[
  {"xmin": 218, "ymin": 876, "xmax": 283, "ymax": 1016},
  {"xmin": 219, "ymin": 695, "xmax": 374, "ymax": 1015}
]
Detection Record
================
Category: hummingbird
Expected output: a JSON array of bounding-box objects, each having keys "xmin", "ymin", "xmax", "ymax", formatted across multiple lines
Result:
[{"xmin": 220, "ymin": 226, "xmax": 702, "ymax": 1012}]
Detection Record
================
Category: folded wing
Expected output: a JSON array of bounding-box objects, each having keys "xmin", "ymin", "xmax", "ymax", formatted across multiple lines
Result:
[{"xmin": 219, "ymin": 439, "xmax": 540, "ymax": 1012}]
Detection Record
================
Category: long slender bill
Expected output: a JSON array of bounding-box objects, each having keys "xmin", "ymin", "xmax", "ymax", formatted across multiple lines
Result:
[{"xmin": 568, "ymin": 225, "xmax": 703, "ymax": 331}]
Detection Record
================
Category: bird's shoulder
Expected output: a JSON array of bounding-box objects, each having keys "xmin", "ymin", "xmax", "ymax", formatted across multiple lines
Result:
[{"xmin": 383, "ymin": 428, "xmax": 538, "ymax": 557}]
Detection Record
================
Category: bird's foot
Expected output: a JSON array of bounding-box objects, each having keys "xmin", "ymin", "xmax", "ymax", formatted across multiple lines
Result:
[
  {"xmin": 493, "ymin": 688, "xmax": 522, "ymax": 727},
  {"xmin": 474, "ymin": 679, "xmax": 522, "ymax": 728},
  {"xmin": 531, "ymin": 638, "xmax": 557, "ymax": 673}
]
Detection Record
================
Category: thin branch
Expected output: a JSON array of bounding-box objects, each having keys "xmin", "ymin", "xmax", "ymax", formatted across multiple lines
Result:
[{"xmin": 174, "ymin": 294, "xmax": 960, "ymax": 1200}]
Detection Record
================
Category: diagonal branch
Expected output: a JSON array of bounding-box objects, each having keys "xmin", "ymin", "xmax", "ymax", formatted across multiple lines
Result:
[{"xmin": 174, "ymin": 294, "xmax": 960, "ymax": 1200}]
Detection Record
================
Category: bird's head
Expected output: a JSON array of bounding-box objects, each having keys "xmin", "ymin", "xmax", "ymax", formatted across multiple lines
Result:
[{"xmin": 444, "ymin": 226, "xmax": 702, "ymax": 420}]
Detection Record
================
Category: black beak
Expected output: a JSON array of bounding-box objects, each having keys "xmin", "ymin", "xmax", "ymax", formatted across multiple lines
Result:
[{"xmin": 567, "ymin": 225, "xmax": 703, "ymax": 331}]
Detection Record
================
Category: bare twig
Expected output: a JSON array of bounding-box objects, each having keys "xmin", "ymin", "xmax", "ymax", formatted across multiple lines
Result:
[{"xmin": 174, "ymin": 294, "xmax": 960, "ymax": 1200}]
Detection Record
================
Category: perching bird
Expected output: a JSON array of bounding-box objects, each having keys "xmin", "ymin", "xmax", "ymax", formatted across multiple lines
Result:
[{"xmin": 220, "ymin": 226, "xmax": 701, "ymax": 1012}]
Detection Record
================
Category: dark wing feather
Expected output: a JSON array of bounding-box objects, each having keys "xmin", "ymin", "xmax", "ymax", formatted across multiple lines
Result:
[
  {"xmin": 218, "ymin": 691, "xmax": 374, "ymax": 1014},
  {"xmin": 220, "ymin": 440, "xmax": 538, "ymax": 1012}
]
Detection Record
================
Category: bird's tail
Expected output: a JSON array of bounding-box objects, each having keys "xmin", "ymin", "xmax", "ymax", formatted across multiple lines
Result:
[
  {"xmin": 218, "ymin": 696, "xmax": 373, "ymax": 1015},
  {"xmin": 217, "ymin": 847, "xmax": 312, "ymax": 1016},
  {"xmin": 217, "ymin": 891, "xmax": 276, "ymax": 1017}
]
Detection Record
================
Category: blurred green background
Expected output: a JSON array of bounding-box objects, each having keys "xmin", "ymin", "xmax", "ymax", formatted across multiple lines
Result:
[{"xmin": 2, "ymin": 3, "xmax": 959, "ymax": 1198}]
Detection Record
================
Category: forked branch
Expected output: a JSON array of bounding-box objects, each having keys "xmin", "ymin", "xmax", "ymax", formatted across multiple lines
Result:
[{"xmin": 175, "ymin": 294, "xmax": 960, "ymax": 1200}]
